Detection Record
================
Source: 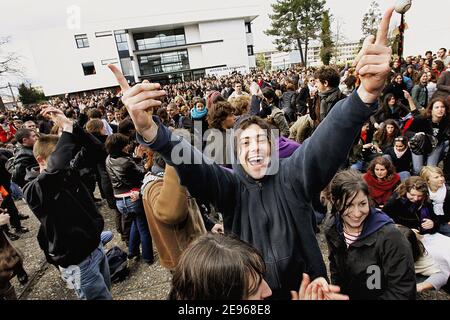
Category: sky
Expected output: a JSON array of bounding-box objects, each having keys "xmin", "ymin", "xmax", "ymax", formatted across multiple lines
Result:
[{"xmin": 1, "ymin": 0, "xmax": 449, "ymax": 96}]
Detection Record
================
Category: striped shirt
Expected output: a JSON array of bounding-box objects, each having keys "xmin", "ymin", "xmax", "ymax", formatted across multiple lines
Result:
[{"xmin": 343, "ymin": 230, "xmax": 360, "ymax": 247}]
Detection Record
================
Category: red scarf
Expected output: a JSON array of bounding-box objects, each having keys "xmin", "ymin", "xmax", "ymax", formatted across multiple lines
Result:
[
  {"xmin": 361, "ymin": 130, "xmax": 367, "ymax": 144},
  {"xmin": 363, "ymin": 172, "xmax": 400, "ymax": 206}
]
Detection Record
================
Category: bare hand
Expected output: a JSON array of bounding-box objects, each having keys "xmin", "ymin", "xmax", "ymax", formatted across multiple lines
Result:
[
  {"xmin": 40, "ymin": 106, "xmax": 72, "ymax": 129},
  {"xmin": 403, "ymin": 90, "xmax": 412, "ymax": 100},
  {"xmin": 291, "ymin": 274, "xmax": 349, "ymax": 300},
  {"xmin": 134, "ymin": 145, "xmax": 146, "ymax": 158},
  {"xmin": 211, "ymin": 224, "xmax": 224, "ymax": 234},
  {"xmin": 130, "ymin": 191, "xmax": 140, "ymax": 202},
  {"xmin": 354, "ymin": 7, "xmax": 394, "ymax": 103},
  {"xmin": 0, "ymin": 212, "xmax": 10, "ymax": 226},
  {"xmin": 108, "ymin": 64, "xmax": 166, "ymax": 138},
  {"xmin": 421, "ymin": 219, "xmax": 434, "ymax": 230}
]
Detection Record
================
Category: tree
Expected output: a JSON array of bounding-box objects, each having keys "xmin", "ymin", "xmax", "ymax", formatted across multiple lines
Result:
[
  {"xmin": 320, "ymin": 10, "xmax": 333, "ymax": 65},
  {"xmin": 361, "ymin": 1, "xmax": 382, "ymax": 39},
  {"xmin": 0, "ymin": 37, "xmax": 22, "ymax": 78},
  {"xmin": 256, "ymin": 53, "xmax": 271, "ymax": 71},
  {"xmin": 265, "ymin": 0, "xmax": 325, "ymax": 67},
  {"xmin": 18, "ymin": 83, "xmax": 46, "ymax": 105}
]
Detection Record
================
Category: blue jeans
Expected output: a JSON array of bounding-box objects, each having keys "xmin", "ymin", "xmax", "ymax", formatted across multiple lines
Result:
[
  {"xmin": 398, "ymin": 171, "xmax": 411, "ymax": 181},
  {"xmin": 116, "ymin": 197, "xmax": 153, "ymax": 263},
  {"xmin": 9, "ymin": 182, "xmax": 23, "ymax": 200},
  {"xmin": 439, "ymin": 223, "xmax": 450, "ymax": 237},
  {"xmin": 350, "ymin": 160, "xmax": 365, "ymax": 172},
  {"xmin": 412, "ymin": 141, "xmax": 448, "ymax": 175},
  {"xmin": 60, "ymin": 244, "xmax": 112, "ymax": 300}
]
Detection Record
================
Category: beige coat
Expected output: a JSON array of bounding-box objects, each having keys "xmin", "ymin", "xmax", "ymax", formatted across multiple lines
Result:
[{"xmin": 142, "ymin": 166, "xmax": 206, "ymax": 271}]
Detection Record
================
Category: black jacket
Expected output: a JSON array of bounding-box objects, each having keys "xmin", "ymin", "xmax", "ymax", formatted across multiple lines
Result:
[
  {"xmin": 383, "ymin": 193, "xmax": 440, "ymax": 234},
  {"xmin": 372, "ymin": 104, "xmax": 410, "ymax": 124},
  {"xmin": 325, "ymin": 209, "xmax": 416, "ymax": 300},
  {"xmin": 406, "ymin": 115, "xmax": 450, "ymax": 145},
  {"xmin": 383, "ymin": 146, "xmax": 412, "ymax": 173},
  {"xmin": 280, "ymin": 90, "xmax": 297, "ymax": 123},
  {"xmin": 137, "ymin": 91, "xmax": 378, "ymax": 297},
  {"xmin": 12, "ymin": 144, "xmax": 38, "ymax": 187},
  {"xmin": 23, "ymin": 125, "xmax": 104, "ymax": 267},
  {"xmin": 106, "ymin": 152, "xmax": 146, "ymax": 195}
]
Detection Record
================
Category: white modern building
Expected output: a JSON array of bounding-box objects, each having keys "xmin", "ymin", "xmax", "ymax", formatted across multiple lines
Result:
[
  {"xmin": 27, "ymin": 1, "xmax": 259, "ymax": 96},
  {"xmin": 307, "ymin": 41, "xmax": 361, "ymax": 67},
  {"xmin": 270, "ymin": 41, "xmax": 361, "ymax": 69}
]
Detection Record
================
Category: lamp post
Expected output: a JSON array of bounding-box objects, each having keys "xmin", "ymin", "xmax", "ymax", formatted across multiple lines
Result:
[{"xmin": 395, "ymin": 0, "xmax": 412, "ymax": 63}]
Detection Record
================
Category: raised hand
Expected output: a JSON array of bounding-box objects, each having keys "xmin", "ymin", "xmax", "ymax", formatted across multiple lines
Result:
[
  {"xmin": 108, "ymin": 64, "xmax": 166, "ymax": 141},
  {"xmin": 40, "ymin": 105, "xmax": 73, "ymax": 130},
  {"xmin": 354, "ymin": 7, "xmax": 394, "ymax": 104}
]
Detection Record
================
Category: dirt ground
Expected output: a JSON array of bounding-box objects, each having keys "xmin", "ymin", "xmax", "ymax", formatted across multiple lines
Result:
[{"xmin": 9, "ymin": 197, "xmax": 450, "ymax": 300}]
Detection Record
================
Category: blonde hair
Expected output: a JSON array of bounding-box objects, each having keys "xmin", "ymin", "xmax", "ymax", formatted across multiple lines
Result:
[
  {"xmin": 33, "ymin": 134, "xmax": 59, "ymax": 161},
  {"xmin": 230, "ymin": 95, "xmax": 250, "ymax": 116},
  {"xmin": 420, "ymin": 166, "xmax": 444, "ymax": 184},
  {"xmin": 86, "ymin": 119, "xmax": 104, "ymax": 135}
]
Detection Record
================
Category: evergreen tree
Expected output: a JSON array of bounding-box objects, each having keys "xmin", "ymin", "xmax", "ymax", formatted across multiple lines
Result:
[
  {"xmin": 320, "ymin": 10, "xmax": 333, "ymax": 65},
  {"xmin": 18, "ymin": 83, "xmax": 46, "ymax": 105},
  {"xmin": 265, "ymin": 0, "xmax": 325, "ymax": 67}
]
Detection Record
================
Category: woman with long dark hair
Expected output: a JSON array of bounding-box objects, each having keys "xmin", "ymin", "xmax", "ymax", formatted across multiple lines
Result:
[
  {"xmin": 373, "ymin": 119, "xmax": 401, "ymax": 153},
  {"xmin": 406, "ymin": 98, "xmax": 450, "ymax": 175},
  {"xmin": 325, "ymin": 169, "xmax": 416, "ymax": 300},
  {"xmin": 372, "ymin": 93, "xmax": 409, "ymax": 125},
  {"xmin": 105, "ymin": 133, "xmax": 154, "ymax": 264}
]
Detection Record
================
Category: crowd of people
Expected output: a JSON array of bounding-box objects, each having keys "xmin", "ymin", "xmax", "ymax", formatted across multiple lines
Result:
[{"xmin": 1, "ymin": 7, "xmax": 450, "ymax": 301}]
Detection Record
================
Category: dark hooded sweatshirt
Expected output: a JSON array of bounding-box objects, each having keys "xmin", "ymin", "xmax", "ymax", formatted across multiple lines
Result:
[
  {"xmin": 136, "ymin": 91, "xmax": 378, "ymax": 298},
  {"xmin": 23, "ymin": 125, "xmax": 104, "ymax": 268},
  {"xmin": 325, "ymin": 209, "xmax": 416, "ymax": 300}
]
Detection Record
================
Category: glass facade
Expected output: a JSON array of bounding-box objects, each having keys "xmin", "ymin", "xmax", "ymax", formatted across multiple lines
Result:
[
  {"xmin": 134, "ymin": 28, "xmax": 186, "ymax": 51},
  {"xmin": 75, "ymin": 34, "xmax": 89, "ymax": 48},
  {"xmin": 138, "ymin": 50, "xmax": 189, "ymax": 75},
  {"xmin": 114, "ymin": 31, "xmax": 129, "ymax": 52}
]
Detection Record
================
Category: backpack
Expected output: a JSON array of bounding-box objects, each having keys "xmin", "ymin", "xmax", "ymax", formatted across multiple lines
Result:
[{"xmin": 106, "ymin": 246, "xmax": 129, "ymax": 282}]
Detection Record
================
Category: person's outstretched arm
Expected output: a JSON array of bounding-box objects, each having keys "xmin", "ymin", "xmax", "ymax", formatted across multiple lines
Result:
[
  {"xmin": 107, "ymin": 66, "xmax": 237, "ymax": 214},
  {"xmin": 286, "ymin": 7, "xmax": 395, "ymax": 200}
]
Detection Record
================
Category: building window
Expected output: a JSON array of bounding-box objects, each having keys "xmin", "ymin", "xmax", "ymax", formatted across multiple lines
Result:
[
  {"xmin": 101, "ymin": 58, "xmax": 118, "ymax": 65},
  {"xmin": 245, "ymin": 22, "xmax": 252, "ymax": 33},
  {"xmin": 75, "ymin": 34, "xmax": 89, "ymax": 48},
  {"xmin": 114, "ymin": 30, "xmax": 129, "ymax": 52},
  {"xmin": 138, "ymin": 50, "xmax": 189, "ymax": 75},
  {"xmin": 120, "ymin": 58, "xmax": 134, "ymax": 76},
  {"xmin": 134, "ymin": 28, "xmax": 186, "ymax": 51},
  {"xmin": 82, "ymin": 62, "xmax": 96, "ymax": 75},
  {"xmin": 247, "ymin": 45, "xmax": 254, "ymax": 56},
  {"xmin": 95, "ymin": 31, "xmax": 112, "ymax": 37}
]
